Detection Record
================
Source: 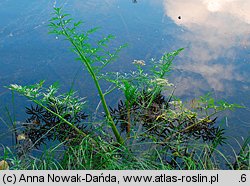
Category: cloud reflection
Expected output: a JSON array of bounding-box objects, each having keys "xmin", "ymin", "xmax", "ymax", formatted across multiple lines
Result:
[{"xmin": 163, "ymin": 0, "xmax": 250, "ymax": 92}]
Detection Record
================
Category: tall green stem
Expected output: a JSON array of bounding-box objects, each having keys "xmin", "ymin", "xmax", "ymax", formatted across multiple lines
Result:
[{"xmin": 59, "ymin": 19, "xmax": 124, "ymax": 145}]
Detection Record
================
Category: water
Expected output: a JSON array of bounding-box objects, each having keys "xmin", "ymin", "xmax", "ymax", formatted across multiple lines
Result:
[{"xmin": 0, "ymin": 0, "xmax": 249, "ymax": 148}]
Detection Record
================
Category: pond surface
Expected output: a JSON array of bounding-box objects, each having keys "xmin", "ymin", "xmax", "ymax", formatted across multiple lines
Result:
[{"xmin": 0, "ymin": 0, "xmax": 249, "ymax": 147}]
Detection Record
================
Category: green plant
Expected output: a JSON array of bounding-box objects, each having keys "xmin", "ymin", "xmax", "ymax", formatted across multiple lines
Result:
[
  {"xmin": 104, "ymin": 50, "xmax": 182, "ymax": 139},
  {"xmin": 103, "ymin": 52, "xmax": 244, "ymax": 169},
  {"xmin": 233, "ymin": 136, "xmax": 250, "ymax": 170},
  {"xmin": 48, "ymin": 8, "xmax": 125, "ymax": 145},
  {"xmin": 4, "ymin": 7, "xmax": 248, "ymax": 170},
  {"xmin": 7, "ymin": 81, "xmax": 99, "ymax": 155},
  {"xmin": 9, "ymin": 82, "xmax": 88, "ymax": 137}
]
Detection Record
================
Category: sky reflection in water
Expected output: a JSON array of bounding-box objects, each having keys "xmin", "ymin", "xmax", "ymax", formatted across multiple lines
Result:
[{"xmin": 163, "ymin": 0, "xmax": 250, "ymax": 92}]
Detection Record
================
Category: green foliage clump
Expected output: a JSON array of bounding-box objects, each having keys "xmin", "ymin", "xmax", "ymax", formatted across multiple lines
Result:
[{"xmin": 2, "ymin": 8, "xmax": 249, "ymax": 170}]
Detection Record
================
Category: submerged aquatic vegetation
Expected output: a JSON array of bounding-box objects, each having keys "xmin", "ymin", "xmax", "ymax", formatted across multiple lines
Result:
[
  {"xmin": 8, "ymin": 81, "xmax": 90, "ymax": 142},
  {"xmin": 8, "ymin": 82, "xmax": 91, "ymax": 158},
  {"xmin": 23, "ymin": 97, "xmax": 88, "ymax": 148},
  {"xmin": 3, "ymin": 8, "xmax": 249, "ymax": 170}
]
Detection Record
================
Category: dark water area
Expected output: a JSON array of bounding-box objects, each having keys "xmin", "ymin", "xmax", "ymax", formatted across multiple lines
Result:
[{"xmin": 0, "ymin": 0, "xmax": 250, "ymax": 151}]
